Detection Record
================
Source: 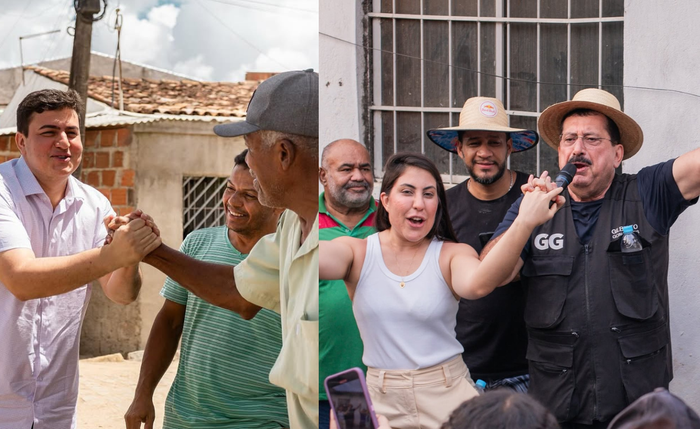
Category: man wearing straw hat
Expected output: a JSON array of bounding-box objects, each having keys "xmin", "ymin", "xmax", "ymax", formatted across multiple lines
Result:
[
  {"xmin": 485, "ymin": 88, "xmax": 700, "ymax": 428},
  {"xmin": 427, "ymin": 97, "xmax": 538, "ymax": 393}
]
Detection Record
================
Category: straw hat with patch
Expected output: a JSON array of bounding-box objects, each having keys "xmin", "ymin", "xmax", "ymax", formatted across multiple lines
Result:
[
  {"xmin": 538, "ymin": 88, "xmax": 644, "ymax": 160},
  {"xmin": 427, "ymin": 97, "xmax": 539, "ymax": 154}
]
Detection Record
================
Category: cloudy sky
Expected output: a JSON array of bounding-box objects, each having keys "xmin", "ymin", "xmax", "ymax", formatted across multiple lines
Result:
[{"xmin": 0, "ymin": 0, "xmax": 318, "ymax": 82}]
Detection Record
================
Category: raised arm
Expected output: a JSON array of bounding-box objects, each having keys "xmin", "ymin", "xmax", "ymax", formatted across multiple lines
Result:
[
  {"xmin": 0, "ymin": 218, "xmax": 159, "ymax": 301},
  {"xmin": 672, "ymin": 147, "xmax": 700, "ymax": 200},
  {"xmin": 143, "ymin": 244, "xmax": 261, "ymax": 320},
  {"xmin": 451, "ymin": 186, "xmax": 562, "ymax": 299},
  {"xmin": 319, "ymin": 237, "xmax": 356, "ymax": 281}
]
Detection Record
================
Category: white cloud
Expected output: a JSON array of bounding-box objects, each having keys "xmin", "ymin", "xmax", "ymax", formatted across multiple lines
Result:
[
  {"xmin": 173, "ymin": 54, "xmax": 214, "ymax": 80},
  {"xmin": 0, "ymin": 0, "xmax": 318, "ymax": 83}
]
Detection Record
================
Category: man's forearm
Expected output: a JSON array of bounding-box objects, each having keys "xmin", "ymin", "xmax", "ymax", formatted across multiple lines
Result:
[
  {"xmin": 101, "ymin": 264, "xmax": 141, "ymax": 305},
  {"xmin": 0, "ymin": 247, "xmax": 122, "ymax": 301},
  {"xmin": 143, "ymin": 244, "xmax": 261, "ymax": 319}
]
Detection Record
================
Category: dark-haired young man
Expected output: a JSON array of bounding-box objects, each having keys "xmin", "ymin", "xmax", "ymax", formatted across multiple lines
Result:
[
  {"xmin": 124, "ymin": 150, "xmax": 289, "ymax": 429},
  {"xmin": 0, "ymin": 89, "xmax": 160, "ymax": 428}
]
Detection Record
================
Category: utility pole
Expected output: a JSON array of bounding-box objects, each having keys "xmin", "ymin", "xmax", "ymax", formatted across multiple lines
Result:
[{"xmin": 69, "ymin": 0, "xmax": 102, "ymax": 178}]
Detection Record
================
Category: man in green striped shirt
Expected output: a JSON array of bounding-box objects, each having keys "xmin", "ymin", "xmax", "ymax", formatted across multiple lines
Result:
[
  {"xmin": 125, "ymin": 150, "xmax": 288, "ymax": 429},
  {"xmin": 318, "ymin": 139, "xmax": 376, "ymax": 429}
]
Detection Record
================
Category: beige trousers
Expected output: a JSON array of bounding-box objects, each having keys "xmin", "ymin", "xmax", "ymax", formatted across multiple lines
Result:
[{"xmin": 366, "ymin": 356, "xmax": 479, "ymax": 429}]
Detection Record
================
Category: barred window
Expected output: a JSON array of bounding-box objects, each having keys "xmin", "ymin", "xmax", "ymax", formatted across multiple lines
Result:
[
  {"xmin": 368, "ymin": 0, "xmax": 624, "ymax": 181},
  {"xmin": 182, "ymin": 176, "xmax": 227, "ymax": 238}
]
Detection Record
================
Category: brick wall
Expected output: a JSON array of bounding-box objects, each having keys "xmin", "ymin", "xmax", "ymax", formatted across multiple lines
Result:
[
  {"xmin": 0, "ymin": 135, "xmax": 20, "ymax": 163},
  {"xmin": 79, "ymin": 126, "xmax": 141, "ymax": 357},
  {"xmin": 80, "ymin": 127, "xmax": 136, "ymax": 216}
]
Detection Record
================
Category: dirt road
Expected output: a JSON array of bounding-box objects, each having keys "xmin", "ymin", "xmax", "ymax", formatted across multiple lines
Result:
[{"xmin": 77, "ymin": 356, "xmax": 177, "ymax": 429}]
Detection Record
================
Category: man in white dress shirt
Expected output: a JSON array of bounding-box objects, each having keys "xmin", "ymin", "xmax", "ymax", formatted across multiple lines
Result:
[{"xmin": 0, "ymin": 89, "xmax": 160, "ymax": 429}]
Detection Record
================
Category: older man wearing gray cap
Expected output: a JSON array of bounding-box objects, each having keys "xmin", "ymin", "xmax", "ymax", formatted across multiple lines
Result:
[{"xmin": 123, "ymin": 70, "xmax": 320, "ymax": 429}]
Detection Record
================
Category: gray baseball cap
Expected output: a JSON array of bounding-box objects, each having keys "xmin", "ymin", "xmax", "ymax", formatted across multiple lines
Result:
[{"xmin": 214, "ymin": 69, "xmax": 318, "ymax": 138}]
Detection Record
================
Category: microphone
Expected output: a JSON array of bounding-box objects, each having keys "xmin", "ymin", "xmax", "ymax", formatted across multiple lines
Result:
[{"xmin": 555, "ymin": 162, "xmax": 577, "ymax": 190}]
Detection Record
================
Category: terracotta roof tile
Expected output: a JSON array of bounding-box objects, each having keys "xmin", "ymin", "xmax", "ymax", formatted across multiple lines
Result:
[{"xmin": 26, "ymin": 66, "xmax": 262, "ymax": 117}]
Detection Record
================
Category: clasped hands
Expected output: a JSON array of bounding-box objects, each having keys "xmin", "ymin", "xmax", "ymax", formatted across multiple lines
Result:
[
  {"xmin": 516, "ymin": 172, "xmax": 566, "ymax": 228},
  {"xmin": 102, "ymin": 209, "xmax": 162, "ymax": 267}
]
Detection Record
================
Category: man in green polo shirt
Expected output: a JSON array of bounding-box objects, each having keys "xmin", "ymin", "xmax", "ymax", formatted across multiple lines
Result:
[{"xmin": 318, "ymin": 139, "xmax": 376, "ymax": 429}]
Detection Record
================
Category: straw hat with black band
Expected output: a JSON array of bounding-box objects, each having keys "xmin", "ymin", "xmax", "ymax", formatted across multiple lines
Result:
[
  {"xmin": 537, "ymin": 88, "xmax": 644, "ymax": 160},
  {"xmin": 427, "ymin": 97, "xmax": 539, "ymax": 154}
]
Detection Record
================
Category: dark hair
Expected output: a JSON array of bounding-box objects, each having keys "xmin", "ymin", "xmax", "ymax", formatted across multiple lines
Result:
[
  {"xmin": 442, "ymin": 390, "xmax": 560, "ymax": 429},
  {"xmin": 234, "ymin": 149, "xmax": 249, "ymax": 169},
  {"xmin": 561, "ymin": 108, "xmax": 621, "ymax": 144},
  {"xmin": 16, "ymin": 89, "xmax": 83, "ymax": 136},
  {"xmin": 375, "ymin": 152, "xmax": 457, "ymax": 242}
]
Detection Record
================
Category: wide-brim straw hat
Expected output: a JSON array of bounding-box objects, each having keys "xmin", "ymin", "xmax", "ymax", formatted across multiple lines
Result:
[
  {"xmin": 538, "ymin": 88, "xmax": 644, "ymax": 160},
  {"xmin": 427, "ymin": 97, "xmax": 539, "ymax": 154}
]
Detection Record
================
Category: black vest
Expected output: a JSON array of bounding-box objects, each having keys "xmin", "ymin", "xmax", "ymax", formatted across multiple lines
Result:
[{"xmin": 521, "ymin": 174, "xmax": 672, "ymax": 424}]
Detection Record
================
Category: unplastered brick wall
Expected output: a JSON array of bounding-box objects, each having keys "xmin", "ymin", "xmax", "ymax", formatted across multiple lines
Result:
[
  {"xmin": 0, "ymin": 135, "xmax": 21, "ymax": 163},
  {"xmin": 79, "ymin": 126, "xmax": 141, "ymax": 357},
  {"xmin": 80, "ymin": 127, "xmax": 136, "ymax": 216}
]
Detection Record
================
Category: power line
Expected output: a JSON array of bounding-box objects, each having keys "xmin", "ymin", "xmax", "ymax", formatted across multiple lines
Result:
[
  {"xmin": 194, "ymin": 0, "xmax": 291, "ymax": 71},
  {"xmin": 38, "ymin": 3, "xmax": 75, "ymax": 64},
  {"xmin": 200, "ymin": 0, "xmax": 316, "ymax": 15},
  {"xmin": 319, "ymin": 31, "xmax": 700, "ymax": 101}
]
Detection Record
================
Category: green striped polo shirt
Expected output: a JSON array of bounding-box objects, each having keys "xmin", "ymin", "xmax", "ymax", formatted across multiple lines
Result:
[
  {"xmin": 161, "ymin": 226, "xmax": 289, "ymax": 429},
  {"xmin": 319, "ymin": 192, "xmax": 376, "ymax": 400}
]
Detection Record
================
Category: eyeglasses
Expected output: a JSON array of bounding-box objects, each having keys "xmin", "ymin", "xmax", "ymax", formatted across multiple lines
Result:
[{"xmin": 559, "ymin": 134, "xmax": 612, "ymax": 148}]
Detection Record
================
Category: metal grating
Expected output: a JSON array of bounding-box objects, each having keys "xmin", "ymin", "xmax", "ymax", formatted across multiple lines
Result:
[
  {"xmin": 182, "ymin": 176, "xmax": 228, "ymax": 238},
  {"xmin": 368, "ymin": 0, "xmax": 624, "ymax": 182}
]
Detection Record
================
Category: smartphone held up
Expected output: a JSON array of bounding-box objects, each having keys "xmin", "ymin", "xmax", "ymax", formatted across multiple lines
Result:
[{"xmin": 325, "ymin": 368, "xmax": 379, "ymax": 429}]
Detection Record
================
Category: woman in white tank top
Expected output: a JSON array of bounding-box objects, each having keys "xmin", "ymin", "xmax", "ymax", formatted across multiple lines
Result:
[{"xmin": 320, "ymin": 153, "xmax": 563, "ymax": 429}]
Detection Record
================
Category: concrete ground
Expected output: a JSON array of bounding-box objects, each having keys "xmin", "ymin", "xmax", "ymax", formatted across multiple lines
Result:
[{"xmin": 77, "ymin": 354, "xmax": 178, "ymax": 429}]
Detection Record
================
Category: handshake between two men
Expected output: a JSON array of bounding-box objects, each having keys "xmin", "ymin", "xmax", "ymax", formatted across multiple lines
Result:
[{"xmin": 103, "ymin": 209, "xmax": 161, "ymax": 265}]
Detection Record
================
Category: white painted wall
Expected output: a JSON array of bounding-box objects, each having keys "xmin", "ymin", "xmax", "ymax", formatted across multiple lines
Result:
[
  {"xmin": 319, "ymin": 0, "xmax": 365, "ymax": 149},
  {"xmin": 132, "ymin": 120, "xmax": 244, "ymax": 346},
  {"xmin": 624, "ymin": 0, "xmax": 700, "ymax": 408}
]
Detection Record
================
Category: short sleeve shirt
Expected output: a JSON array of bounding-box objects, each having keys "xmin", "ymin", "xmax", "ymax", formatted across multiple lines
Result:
[
  {"xmin": 493, "ymin": 159, "xmax": 697, "ymax": 258},
  {"xmin": 0, "ymin": 157, "xmax": 114, "ymax": 429},
  {"xmin": 160, "ymin": 226, "xmax": 289, "ymax": 429}
]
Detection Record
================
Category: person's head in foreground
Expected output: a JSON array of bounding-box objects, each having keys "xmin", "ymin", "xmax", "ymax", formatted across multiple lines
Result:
[
  {"xmin": 441, "ymin": 389, "xmax": 560, "ymax": 429},
  {"xmin": 537, "ymin": 88, "xmax": 644, "ymax": 202},
  {"xmin": 607, "ymin": 387, "xmax": 700, "ymax": 429},
  {"xmin": 213, "ymin": 69, "xmax": 319, "ymax": 209},
  {"xmin": 375, "ymin": 152, "xmax": 457, "ymax": 243}
]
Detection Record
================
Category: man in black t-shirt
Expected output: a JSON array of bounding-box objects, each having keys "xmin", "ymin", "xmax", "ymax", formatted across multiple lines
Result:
[
  {"xmin": 486, "ymin": 88, "xmax": 700, "ymax": 429},
  {"xmin": 427, "ymin": 96, "xmax": 540, "ymax": 392}
]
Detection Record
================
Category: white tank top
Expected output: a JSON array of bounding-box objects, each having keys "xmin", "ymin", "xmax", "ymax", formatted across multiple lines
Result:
[{"xmin": 353, "ymin": 233, "xmax": 464, "ymax": 369}]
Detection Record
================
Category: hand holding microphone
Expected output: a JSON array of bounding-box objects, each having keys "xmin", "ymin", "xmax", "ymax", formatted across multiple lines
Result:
[
  {"xmin": 547, "ymin": 162, "xmax": 577, "ymax": 207},
  {"xmin": 555, "ymin": 162, "xmax": 577, "ymax": 190},
  {"xmin": 521, "ymin": 163, "xmax": 576, "ymax": 207}
]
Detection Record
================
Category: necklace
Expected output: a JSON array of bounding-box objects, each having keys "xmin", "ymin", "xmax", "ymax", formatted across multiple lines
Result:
[
  {"xmin": 391, "ymin": 242, "xmax": 422, "ymax": 288},
  {"xmin": 468, "ymin": 169, "xmax": 514, "ymax": 194}
]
